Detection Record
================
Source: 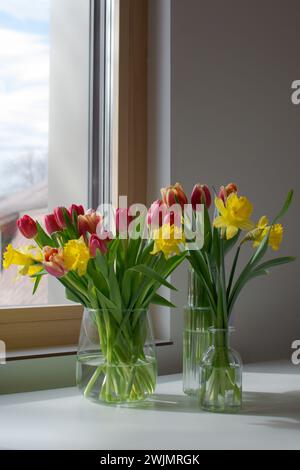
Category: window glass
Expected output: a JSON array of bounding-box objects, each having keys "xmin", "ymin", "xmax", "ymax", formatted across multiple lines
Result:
[{"xmin": 0, "ymin": 0, "xmax": 50, "ymax": 305}]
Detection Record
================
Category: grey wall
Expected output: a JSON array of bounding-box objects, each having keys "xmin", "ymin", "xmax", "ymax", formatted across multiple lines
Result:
[{"xmin": 170, "ymin": 0, "xmax": 300, "ymax": 363}]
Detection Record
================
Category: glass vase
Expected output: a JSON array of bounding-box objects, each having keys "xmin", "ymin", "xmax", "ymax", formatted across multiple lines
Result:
[
  {"xmin": 76, "ymin": 308, "xmax": 157, "ymax": 404},
  {"xmin": 183, "ymin": 267, "xmax": 213, "ymax": 396},
  {"xmin": 200, "ymin": 327, "xmax": 242, "ymax": 413}
]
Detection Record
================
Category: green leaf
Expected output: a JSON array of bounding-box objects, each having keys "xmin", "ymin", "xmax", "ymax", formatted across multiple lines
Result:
[
  {"xmin": 65, "ymin": 287, "xmax": 83, "ymax": 304},
  {"xmin": 95, "ymin": 251, "xmax": 109, "ymax": 278},
  {"xmin": 254, "ymin": 256, "xmax": 296, "ymax": 273},
  {"xmin": 35, "ymin": 221, "xmax": 57, "ymax": 247},
  {"xmin": 224, "ymin": 230, "xmax": 240, "ymax": 255},
  {"xmin": 129, "ymin": 264, "xmax": 177, "ymax": 291},
  {"xmin": 62, "ymin": 207, "xmax": 77, "ymax": 239},
  {"xmin": 272, "ymin": 189, "xmax": 293, "ymax": 224},
  {"xmin": 109, "ymin": 266, "xmax": 122, "ymax": 308},
  {"xmin": 32, "ymin": 274, "xmax": 42, "ymax": 295},
  {"xmin": 148, "ymin": 293, "xmax": 176, "ymax": 308}
]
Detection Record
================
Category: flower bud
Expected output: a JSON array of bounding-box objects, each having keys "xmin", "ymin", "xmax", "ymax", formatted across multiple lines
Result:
[
  {"xmin": 161, "ymin": 183, "xmax": 188, "ymax": 209},
  {"xmin": 54, "ymin": 206, "xmax": 70, "ymax": 229},
  {"xmin": 44, "ymin": 214, "xmax": 61, "ymax": 234},
  {"xmin": 116, "ymin": 208, "xmax": 134, "ymax": 233},
  {"xmin": 89, "ymin": 232, "xmax": 112, "ymax": 256},
  {"xmin": 147, "ymin": 200, "xmax": 166, "ymax": 228},
  {"xmin": 218, "ymin": 183, "xmax": 238, "ymax": 204},
  {"xmin": 17, "ymin": 215, "xmax": 37, "ymax": 239},
  {"xmin": 191, "ymin": 184, "xmax": 212, "ymax": 210},
  {"xmin": 68, "ymin": 204, "xmax": 84, "ymax": 217},
  {"xmin": 43, "ymin": 246, "xmax": 66, "ymax": 277},
  {"xmin": 78, "ymin": 210, "xmax": 102, "ymax": 236}
]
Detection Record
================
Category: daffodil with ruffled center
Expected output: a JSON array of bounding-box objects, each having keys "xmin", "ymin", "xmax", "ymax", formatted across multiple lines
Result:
[
  {"xmin": 213, "ymin": 193, "xmax": 254, "ymax": 239},
  {"xmin": 151, "ymin": 224, "xmax": 185, "ymax": 259},
  {"xmin": 63, "ymin": 237, "xmax": 90, "ymax": 276}
]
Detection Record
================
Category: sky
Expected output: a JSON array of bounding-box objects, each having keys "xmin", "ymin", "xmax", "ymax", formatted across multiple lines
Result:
[{"xmin": 0, "ymin": 0, "xmax": 50, "ymax": 197}]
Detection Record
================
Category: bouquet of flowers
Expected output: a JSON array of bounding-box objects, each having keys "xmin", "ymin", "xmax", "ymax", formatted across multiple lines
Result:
[
  {"xmin": 4, "ymin": 204, "xmax": 186, "ymax": 403},
  {"xmin": 150, "ymin": 182, "xmax": 294, "ymax": 411}
]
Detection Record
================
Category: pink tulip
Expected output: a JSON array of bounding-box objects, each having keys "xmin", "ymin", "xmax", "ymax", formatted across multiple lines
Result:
[
  {"xmin": 43, "ymin": 247, "xmax": 67, "ymax": 278},
  {"xmin": 89, "ymin": 232, "xmax": 112, "ymax": 256},
  {"xmin": 163, "ymin": 209, "xmax": 182, "ymax": 228},
  {"xmin": 17, "ymin": 215, "xmax": 37, "ymax": 239},
  {"xmin": 116, "ymin": 208, "xmax": 134, "ymax": 233},
  {"xmin": 191, "ymin": 184, "xmax": 212, "ymax": 210},
  {"xmin": 218, "ymin": 183, "xmax": 238, "ymax": 204},
  {"xmin": 147, "ymin": 200, "xmax": 167, "ymax": 228},
  {"xmin": 54, "ymin": 206, "xmax": 70, "ymax": 229},
  {"xmin": 44, "ymin": 214, "xmax": 61, "ymax": 234}
]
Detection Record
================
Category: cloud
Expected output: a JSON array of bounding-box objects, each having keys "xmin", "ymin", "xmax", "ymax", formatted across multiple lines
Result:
[
  {"xmin": 0, "ymin": 0, "xmax": 50, "ymax": 23},
  {"xmin": 0, "ymin": 27, "xmax": 49, "ymax": 196}
]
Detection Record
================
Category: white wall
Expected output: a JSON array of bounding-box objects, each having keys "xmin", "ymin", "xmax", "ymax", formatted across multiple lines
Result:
[{"xmin": 149, "ymin": 0, "xmax": 300, "ymax": 366}]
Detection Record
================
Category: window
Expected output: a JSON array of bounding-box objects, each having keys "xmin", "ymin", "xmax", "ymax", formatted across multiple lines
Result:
[{"xmin": 0, "ymin": 0, "xmax": 151, "ymax": 358}]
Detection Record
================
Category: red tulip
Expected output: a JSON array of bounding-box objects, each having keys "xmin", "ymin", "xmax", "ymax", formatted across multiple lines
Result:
[
  {"xmin": 218, "ymin": 183, "xmax": 238, "ymax": 204},
  {"xmin": 116, "ymin": 208, "xmax": 134, "ymax": 233},
  {"xmin": 89, "ymin": 232, "xmax": 112, "ymax": 256},
  {"xmin": 163, "ymin": 209, "xmax": 182, "ymax": 228},
  {"xmin": 17, "ymin": 215, "xmax": 37, "ymax": 239},
  {"xmin": 191, "ymin": 184, "xmax": 212, "ymax": 210},
  {"xmin": 54, "ymin": 206, "xmax": 70, "ymax": 229},
  {"xmin": 43, "ymin": 247, "xmax": 66, "ymax": 278},
  {"xmin": 68, "ymin": 204, "xmax": 84, "ymax": 217},
  {"xmin": 44, "ymin": 214, "xmax": 61, "ymax": 234},
  {"xmin": 78, "ymin": 210, "xmax": 102, "ymax": 236},
  {"xmin": 147, "ymin": 200, "xmax": 166, "ymax": 228},
  {"xmin": 161, "ymin": 183, "xmax": 188, "ymax": 209}
]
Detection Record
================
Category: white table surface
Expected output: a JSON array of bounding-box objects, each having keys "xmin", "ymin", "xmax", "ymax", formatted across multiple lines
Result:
[{"xmin": 0, "ymin": 361, "xmax": 299, "ymax": 450}]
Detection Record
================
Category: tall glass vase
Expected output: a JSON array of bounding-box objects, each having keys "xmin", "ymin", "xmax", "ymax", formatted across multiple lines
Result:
[
  {"xmin": 200, "ymin": 327, "xmax": 242, "ymax": 413},
  {"xmin": 76, "ymin": 308, "xmax": 157, "ymax": 404},
  {"xmin": 183, "ymin": 267, "xmax": 213, "ymax": 396}
]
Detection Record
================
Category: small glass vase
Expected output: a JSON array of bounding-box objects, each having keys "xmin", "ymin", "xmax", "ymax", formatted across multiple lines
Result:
[
  {"xmin": 76, "ymin": 308, "xmax": 157, "ymax": 404},
  {"xmin": 183, "ymin": 267, "xmax": 213, "ymax": 396},
  {"xmin": 199, "ymin": 327, "xmax": 242, "ymax": 413}
]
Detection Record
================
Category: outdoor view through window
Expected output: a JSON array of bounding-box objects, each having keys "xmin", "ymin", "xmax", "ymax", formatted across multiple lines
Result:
[{"xmin": 0, "ymin": 0, "xmax": 50, "ymax": 305}]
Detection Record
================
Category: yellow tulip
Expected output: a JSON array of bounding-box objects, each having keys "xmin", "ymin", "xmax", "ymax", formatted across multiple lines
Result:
[{"xmin": 213, "ymin": 193, "xmax": 254, "ymax": 239}]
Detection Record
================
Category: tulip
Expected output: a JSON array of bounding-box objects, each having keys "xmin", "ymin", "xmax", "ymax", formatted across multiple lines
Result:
[
  {"xmin": 163, "ymin": 210, "xmax": 182, "ymax": 228},
  {"xmin": 68, "ymin": 204, "xmax": 84, "ymax": 218},
  {"xmin": 54, "ymin": 206, "xmax": 70, "ymax": 229},
  {"xmin": 147, "ymin": 200, "xmax": 166, "ymax": 228},
  {"xmin": 89, "ymin": 232, "xmax": 112, "ymax": 257},
  {"xmin": 44, "ymin": 214, "xmax": 61, "ymax": 234},
  {"xmin": 43, "ymin": 247, "xmax": 66, "ymax": 278},
  {"xmin": 161, "ymin": 183, "xmax": 188, "ymax": 209},
  {"xmin": 218, "ymin": 183, "xmax": 238, "ymax": 204},
  {"xmin": 78, "ymin": 210, "xmax": 102, "ymax": 236},
  {"xmin": 116, "ymin": 208, "xmax": 134, "ymax": 233},
  {"xmin": 191, "ymin": 184, "xmax": 212, "ymax": 210},
  {"xmin": 17, "ymin": 215, "xmax": 37, "ymax": 239}
]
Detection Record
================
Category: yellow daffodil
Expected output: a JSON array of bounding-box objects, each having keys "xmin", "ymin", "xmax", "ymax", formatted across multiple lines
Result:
[
  {"xmin": 151, "ymin": 224, "xmax": 185, "ymax": 259},
  {"xmin": 3, "ymin": 244, "xmax": 43, "ymax": 277},
  {"xmin": 252, "ymin": 216, "xmax": 283, "ymax": 251},
  {"xmin": 213, "ymin": 193, "xmax": 254, "ymax": 240},
  {"xmin": 63, "ymin": 237, "xmax": 90, "ymax": 276}
]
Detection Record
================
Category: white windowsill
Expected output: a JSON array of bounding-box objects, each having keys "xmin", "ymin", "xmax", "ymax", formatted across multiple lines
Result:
[{"xmin": 0, "ymin": 361, "xmax": 299, "ymax": 450}]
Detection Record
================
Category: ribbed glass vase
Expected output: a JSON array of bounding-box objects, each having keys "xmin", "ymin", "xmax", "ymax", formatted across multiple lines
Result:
[
  {"xmin": 183, "ymin": 267, "xmax": 213, "ymax": 396},
  {"xmin": 76, "ymin": 308, "xmax": 157, "ymax": 404}
]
